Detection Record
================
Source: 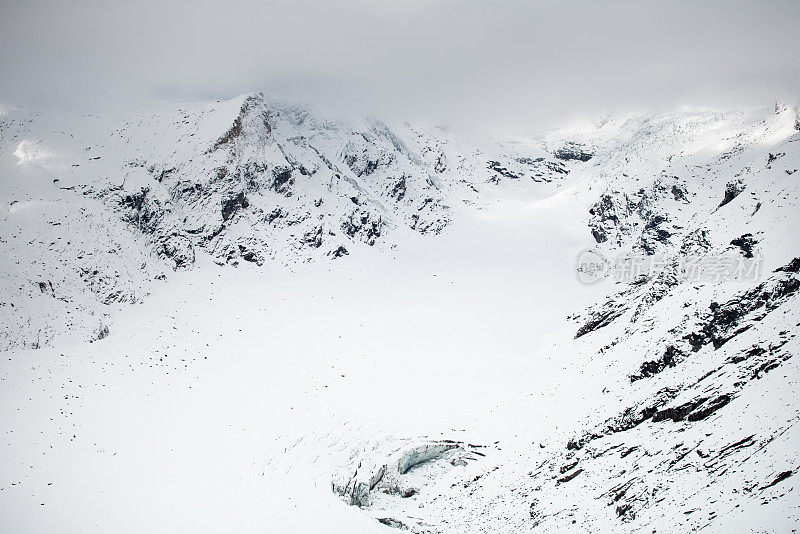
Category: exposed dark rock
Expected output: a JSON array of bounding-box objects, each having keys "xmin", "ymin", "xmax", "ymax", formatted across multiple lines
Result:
[
  {"xmin": 685, "ymin": 394, "xmax": 731, "ymax": 421},
  {"xmin": 38, "ymin": 281, "xmax": 54, "ymax": 296},
  {"xmin": 516, "ymin": 156, "xmax": 545, "ymax": 165},
  {"xmin": 718, "ymin": 180, "xmax": 745, "ymax": 208},
  {"xmin": 90, "ymin": 322, "xmax": 109, "ymax": 343},
  {"xmin": 774, "ymin": 257, "xmax": 800, "ymax": 273},
  {"xmin": 589, "ymin": 194, "xmax": 618, "ymax": 221},
  {"xmin": 237, "ymin": 243, "xmax": 263, "ymax": 265},
  {"xmin": 214, "ymin": 166, "xmax": 229, "ymax": 181},
  {"xmin": 570, "ymin": 266, "xmax": 799, "ymax": 452},
  {"xmin": 730, "ymin": 233, "xmax": 757, "ymax": 258},
  {"xmin": 766, "ymin": 152, "xmax": 785, "ymax": 165},
  {"xmin": 270, "ymin": 166, "xmax": 293, "ymax": 195},
  {"xmin": 639, "ymin": 213, "xmax": 672, "ymax": 254},
  {"xmin": 158, "ymin": 234, "xmax": 195, "ymax": 270},
  {"xmin": 543, "ymin": 160, "xmax": 569, "ymax": 175},
  {"xmin": 390, "ymin": 175, "xmax": 407, "ymax": 201},
  {"xmin": 761, "ymin": 470, "xmax": 793, "ymax": 490},
  {"xmin": 596, "ymin": 393, "xmax": 731, "ymax": 427},
  {"xmin": 680, "ymin": 228, "xmax": 711, "ymax": 255},
  {"xmin": 727, "ymin": 344, "xmax": 766, "ymax": 364},
  {"xmin": 301, "ymin": 226, "xmax": 323, "ymax": 248},
  {"xmin": 575, "ymin": 300, "xmax": 627, "ymax": 338},
  {"xmin": 514, "ymin": 156, "xmax": 567, "ymax": 182},
  {"xmin": 616, "ymin": 503, "xmax": 635, "ymax": 521},
  {"xmin": 342, "ymin": 210, "xmax": 382, "ymax": 245},
  {"xmin": 515, "ymin": 155, "xmax": 568, "ymax": 180},
  {"xmin": 631, "ymin": 345, "xmax": 681, "ymax": 381},
  {"xmin": 266, "ymin": 208, "xmax": 285, "ymax": 225},
  {"xmin": 587, "ymin": 191, "xmax": 663, "ymax": 247},
  {"xmin": 695, "ymin": 270, "xmax": 800, "ymax": 349},
  {"xmin": 671, "ymin": 184, "xmax": 689, "ymax": 203},
  {"xmin": 377, "ymin": 517, "xmax": 408, "ymax": 530},
  {"xmin": 557, "ymin": 468, "xmax": 583, "ymax": 484},
  {"xmin": 716, "ymin": 435, "xmax": 756, "ymax": 457},
  {"xmin": 409, "ymin": 210, "xmax": 449, "ymax": 235},
  {"xmin": 591, "ymin": 227, "xmax": 608, "ymax": 243},
  {"xmin": 221, "ymin": 192, "xmax": 248, "ymax": 221},
  {"xmin": 554, "ymin": 143, "xmax": 593, "ymax": 162},
  {"xmin": 349, "ymin": 156, "xmax": 378, "ymax": 176},
  {"xmin": 209, "ymin": 94, "xmax": 271, "ymax": 152},
  {"xmin": 434, "ymin": 153, "xmax": 447, "ymax": 173},
  {"xmin": 750, "ymin": 352, "xmax": 793, "ymax": 379},
  {"xmin": 120, "ymin": 187, "xmax": 161, "ymax": 232},
  {"xmin": 487, "ymin": 160, "xmax": 521, "ymax": 180},
  {"xmin": 560, "ymin": 459, "xmax": 579, "ymax": 473},
  {"xmin": 173, "ymin": 180, "xmax": 204, "ymax": 202},
  {"xmin": 153, "ymin": 167, "xmax": 177, "ymax": 182},
  {"xmin": 329, "ymin": 245, "xmax": 349, "ymax": 259},
  {"xmin": 239, "ymin": 162, "xmax": 269, "ymax": 192},
  {"xmin": 344, "ymin": 149, "xmax": 395, "ymax": 177}
]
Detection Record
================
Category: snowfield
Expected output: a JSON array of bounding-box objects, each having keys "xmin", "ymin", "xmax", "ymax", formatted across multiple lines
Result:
[{"xmin": 1, "ymin": 95, "xmax": 798, "ymax": 533}]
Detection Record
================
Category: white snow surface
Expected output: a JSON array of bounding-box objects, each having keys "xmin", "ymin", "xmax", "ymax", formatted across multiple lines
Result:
[{"xmin": 1, "ymin": 95, "xmax": 799, "ymax": 533}]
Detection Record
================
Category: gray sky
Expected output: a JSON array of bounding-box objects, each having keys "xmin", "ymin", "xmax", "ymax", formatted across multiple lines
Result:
[{"xmin": 1, "ymin": 0, "xmax": 798, "ymax": 131}]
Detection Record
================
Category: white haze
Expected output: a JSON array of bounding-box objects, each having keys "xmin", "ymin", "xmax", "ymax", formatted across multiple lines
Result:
[{"xmin": 1, "ymin": 0, "xmax": 799, "ymax": 131}]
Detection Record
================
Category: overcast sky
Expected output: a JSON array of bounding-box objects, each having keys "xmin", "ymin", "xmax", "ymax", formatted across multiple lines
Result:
[{"xmin": 1, "ymin": 0, "xmax": 798, "ymax": 131}]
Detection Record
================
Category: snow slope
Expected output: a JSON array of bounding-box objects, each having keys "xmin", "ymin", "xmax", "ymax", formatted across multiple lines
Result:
[{"xmin": 1, "ymin": 96, "xmax": 798, "ymax": 533}]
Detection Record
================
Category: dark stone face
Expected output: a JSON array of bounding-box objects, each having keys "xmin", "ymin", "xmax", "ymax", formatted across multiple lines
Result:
[
  {"xmin": 730, "ymin": 234, "xmax": 757, "ymax": 258},
  {"xmin": 221, "ymin": 191, "xmax": 248, "ymax": 221},
  {"xmin": 271, "ymin": 167, "xmax": 293, "ymax": 194},
  {"xmin": 554, "ymin": 143, "xmax": 593, "ymax": 162},
  {"xmin": 718, "ymin": 180, "xmax": 745, "ymax": 208}
]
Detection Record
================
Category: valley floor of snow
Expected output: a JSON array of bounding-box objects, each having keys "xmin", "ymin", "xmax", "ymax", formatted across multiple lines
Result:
[{"xmin": 1, "ymin": 194, "xmax": 612, "ymax": 532}]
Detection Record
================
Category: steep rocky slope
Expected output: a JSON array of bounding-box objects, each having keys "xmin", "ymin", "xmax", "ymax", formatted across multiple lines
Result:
[{"xmin": 331, "ymin": 104, "xmax": 800, "ymax": 532}]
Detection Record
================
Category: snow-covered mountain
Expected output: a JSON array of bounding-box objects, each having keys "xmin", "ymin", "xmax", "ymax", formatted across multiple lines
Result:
[
  {"xmin": 329, "ymin": 102, "xmax": 800, "ymax": 532},
  {"xmin": 0, "ymin": 92, "xmax": 576, "ymax": 352},
  {"xmin": 1, "ymin": 95, "xmax": 798, "ymax": 533}
]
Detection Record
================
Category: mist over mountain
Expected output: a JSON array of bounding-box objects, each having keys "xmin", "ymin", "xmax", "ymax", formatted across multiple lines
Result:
[{"xmin": 2, "ymin": 0, "xmax": 799, "ymax": 130}]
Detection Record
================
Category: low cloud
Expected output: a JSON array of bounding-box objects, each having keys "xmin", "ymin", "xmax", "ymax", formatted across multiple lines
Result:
[{"xmin": 1, "ymin": 0, "xmax": 798, "ymax": 131}]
